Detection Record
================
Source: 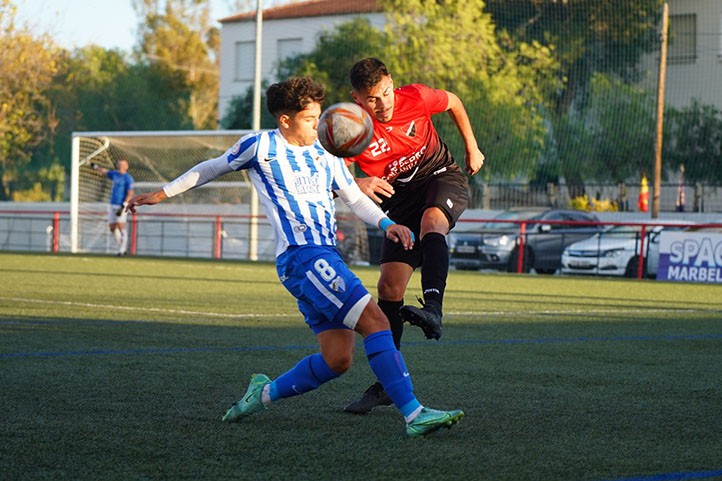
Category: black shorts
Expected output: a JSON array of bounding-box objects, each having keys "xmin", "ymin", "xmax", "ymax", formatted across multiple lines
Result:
[{"xmin": 378, "ymin": 163, "xmax": 469, "ymax": 268}]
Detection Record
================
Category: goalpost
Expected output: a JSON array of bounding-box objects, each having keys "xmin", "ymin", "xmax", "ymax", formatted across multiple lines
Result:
[
  {"xmin": 69, "ymin": 130, "xmax": 370, "ymax": 264},
  {"xmin": 70, "ymin": 130, "xmax": 261, "ymax": 257}
]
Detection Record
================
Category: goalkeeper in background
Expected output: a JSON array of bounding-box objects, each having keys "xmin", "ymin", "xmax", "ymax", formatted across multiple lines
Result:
[{"xmin": 91, "ymin": 159, "xmax": 134, "ymax": 256}]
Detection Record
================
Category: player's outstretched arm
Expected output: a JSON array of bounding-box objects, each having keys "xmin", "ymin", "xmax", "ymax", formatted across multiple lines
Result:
[
  {"xmin": 445, "ymin": 91, "xmax": 485, "ymax": 176},
  {"xmin": 126, "ymin": 190, "xmax": 168, "ymax": 214}
]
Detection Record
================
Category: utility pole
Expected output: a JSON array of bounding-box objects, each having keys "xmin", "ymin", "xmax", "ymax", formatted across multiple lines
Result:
[
  {"xmin": 248, "ymin": 0, "xmax": 263, "ymax": 261},
  {"xmin": 652, "ymin": 2, "xmax": 669, "ymax": 218}
]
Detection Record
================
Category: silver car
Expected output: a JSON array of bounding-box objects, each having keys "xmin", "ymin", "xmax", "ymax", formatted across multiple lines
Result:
[
  {"xmin": 560, "ymin": 222, "xmax": 689, "ymax": 277},
  {"xmin": 449, "ymin": 209, "xmax": 602, "ymax": 274}
]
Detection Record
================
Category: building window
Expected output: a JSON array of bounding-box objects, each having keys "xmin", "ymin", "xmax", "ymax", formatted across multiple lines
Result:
[
  {"xmin": 668, "ymin": 14, "xmax": 696, "ymax": 64},
  {"xmin": 277, "ymin": 38, "xmax": 303, "ymax": 62},
  {"xmin": 235, "ymin": 41, "xmax": 255, "ymax": 81}
]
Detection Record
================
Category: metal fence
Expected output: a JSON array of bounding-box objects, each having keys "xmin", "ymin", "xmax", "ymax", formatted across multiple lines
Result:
[{"xmin": 470, "ymin": 182, "xmax": 719, "ymax": 212}]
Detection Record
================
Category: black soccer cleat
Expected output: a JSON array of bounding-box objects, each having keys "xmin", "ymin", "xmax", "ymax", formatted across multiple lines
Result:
[
  {"xmin": 344, "ymin": 382, "xmax": 392, "ymax": 415},
  {"xmin": 399, "ymin": 302, "xmax": 443, "ymax": 341}
]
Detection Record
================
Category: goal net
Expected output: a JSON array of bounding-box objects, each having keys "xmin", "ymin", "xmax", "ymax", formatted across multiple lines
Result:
[{"xmin": 69, "ymin": 130, "xmax": 370, "ymax": 263}]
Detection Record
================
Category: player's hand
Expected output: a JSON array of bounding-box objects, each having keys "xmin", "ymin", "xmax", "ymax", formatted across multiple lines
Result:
[
  {"xmin": 356, "ymin": 177, "xmax": 394, "ymax": 203},
  {"xmin": 91, "ymin": 162, "xmax": 99, "ymax": 170},
  {"xmin": 385, "ymin": 224, "xmax": 414, "ymax": 250},
  {"xmin": 126, "ymin": 191, "xmax": 168, "ymax": 214},
  {"xmin": 465, "ymin": 148, "xmax": 485, "ymax": 176}
]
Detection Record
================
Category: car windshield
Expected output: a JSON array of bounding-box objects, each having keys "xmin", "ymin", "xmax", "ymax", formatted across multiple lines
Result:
[{"xmin": 483, "ymin": 211, "xmax": 542, "ymax": 230}]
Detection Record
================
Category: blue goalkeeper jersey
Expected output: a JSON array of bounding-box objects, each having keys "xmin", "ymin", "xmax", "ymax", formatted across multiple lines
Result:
[
  {"xmin": 225, "ymin": 130, "xmax": 357, "ymax": 257},
  {"xmin": 107, "ymin": 171, "xmax": 134, "ymax": 205}
]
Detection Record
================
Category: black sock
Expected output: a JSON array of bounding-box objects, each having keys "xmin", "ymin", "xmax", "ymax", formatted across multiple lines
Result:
[
  {"xmin": 421, "ymin": 232, "xmax": 448, "ymax": 313},
  {"xmin": 378, "ymin": 299, "xmax": 404, "ymax": 349}
]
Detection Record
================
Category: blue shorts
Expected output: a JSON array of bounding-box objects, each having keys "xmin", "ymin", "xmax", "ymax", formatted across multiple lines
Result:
[{"xmin": 276, "ymin": 246, "xmax": 371, "ymax": 334}]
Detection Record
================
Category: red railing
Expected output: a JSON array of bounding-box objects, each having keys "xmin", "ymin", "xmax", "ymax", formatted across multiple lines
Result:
[{"xmin": 2, "ymin": 209, "xmax": 719, "ymax": 281}]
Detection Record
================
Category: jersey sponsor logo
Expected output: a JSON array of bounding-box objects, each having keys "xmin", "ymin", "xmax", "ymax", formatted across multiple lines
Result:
[
  {"xmin": 383, "ymin": 145, "xmax": 427, "ymax": 182},
  {"xmin": 293, "ymin": 173, "xmax": 322, "ymax": 195},
  {"xmin": 446, "ymin": 198, "xmax": 454, "ymax": 209},
  {"xmin": 405, "ymin": 121, "xmax": 416, "ymax": 137}
]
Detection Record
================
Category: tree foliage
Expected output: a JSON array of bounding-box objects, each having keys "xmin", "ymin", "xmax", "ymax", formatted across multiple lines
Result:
[
  {"xmin": 272, "ymin": 1, "xmax": 561, "ymax": 181},
  {"xmin": 664, "ymin": 100, "xmax": 722, "ymax": 184},
  {"xmin": 133, "ymin": 0, "xmax": 220, "ymax": 129},
  {"xmin": 0, "ymin": 0, "xmax": 59, "ymax": 200},
  {"xmin": 541, "ymin": 74, "xmax": 657, "ymax": 194},
  {"xmin": 486, "ymin": 0, "xmax": 663, "ymax": 115}
]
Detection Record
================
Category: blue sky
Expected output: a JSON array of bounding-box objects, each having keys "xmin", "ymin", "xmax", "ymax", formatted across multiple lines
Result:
[{"xmin": 14, "ymin": 0, "xmax": 242, "ymax": 52}]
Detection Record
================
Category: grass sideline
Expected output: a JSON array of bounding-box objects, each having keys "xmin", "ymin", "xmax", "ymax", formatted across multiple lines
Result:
[{"xmin": 1, "ymin": 252, "xmax": 721, "ymax": 481}]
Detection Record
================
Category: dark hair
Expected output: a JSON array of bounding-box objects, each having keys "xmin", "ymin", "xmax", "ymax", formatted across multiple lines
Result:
[
  {"xmin": 349, "ymin": 57, "xmax": 390, "ymax": 92},
  {"xmin": 266, "ymin": 77, "xmax": 325, "ymax": 118}
]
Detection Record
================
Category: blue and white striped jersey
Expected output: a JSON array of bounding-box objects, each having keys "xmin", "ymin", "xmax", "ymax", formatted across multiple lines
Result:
[
  {"xmin": 226, "ymin": 130, "xmax": 359, "ymax": 257},
  {"xmin": 163, "ymin": 129, "xmax": 386, "ymax": 258}
]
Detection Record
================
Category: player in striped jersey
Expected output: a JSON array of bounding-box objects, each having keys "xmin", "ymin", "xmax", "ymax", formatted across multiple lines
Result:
[{"xmin": 126, "ymin": 77, "xmax": 463, "ymax": 436}]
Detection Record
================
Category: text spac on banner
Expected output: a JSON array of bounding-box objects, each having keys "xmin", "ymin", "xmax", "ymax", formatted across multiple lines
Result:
[{"xmin": 657, "ymin": 231, "xmax": 722, "ymax": 283}]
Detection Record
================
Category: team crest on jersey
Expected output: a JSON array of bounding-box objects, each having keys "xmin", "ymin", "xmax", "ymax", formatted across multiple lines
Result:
[
  {"xmin": 294, "ymin": 224, "xmax": 308, "ymax": 233},
  {"xmin": 405, "ymin": 121, "xmax": 416, "ymax": 138},
  {"xmin": 330, "ymin": 275, "xmax": 346, "ymax": 293}
]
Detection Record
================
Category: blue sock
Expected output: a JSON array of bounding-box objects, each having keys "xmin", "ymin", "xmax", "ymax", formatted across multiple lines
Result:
[
  {"xmin": 364, "ymin": 330, "xmax": 422, "ymax": 419},
  {"xmin": 268, "ymin": 353, "xmax": 340, "ymax": 401}
]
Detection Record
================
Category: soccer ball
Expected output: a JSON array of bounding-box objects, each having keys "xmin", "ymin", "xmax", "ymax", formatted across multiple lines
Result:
[{"xmin": 317, "ymin": 102, "xmax": 374, "ymax": 158}]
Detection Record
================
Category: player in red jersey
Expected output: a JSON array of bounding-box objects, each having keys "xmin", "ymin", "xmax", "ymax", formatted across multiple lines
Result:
[{"xmin": 343, "ymin": 58, "xmax": 485, "ymax": 414}]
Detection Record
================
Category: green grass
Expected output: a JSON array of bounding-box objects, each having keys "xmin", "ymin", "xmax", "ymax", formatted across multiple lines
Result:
[{"xmin": 1, "ymin": 252, "xmax": 721, "ymax": 481}]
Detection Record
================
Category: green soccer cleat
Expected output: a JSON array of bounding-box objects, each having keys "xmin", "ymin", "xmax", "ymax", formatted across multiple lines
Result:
[
  {"xmin": 406, "ymin": 407, "xmax": 464, "ymax": 437},
  {"xmin": 222, "ymin": 373, "xmax": 271, "ymax": 423}
]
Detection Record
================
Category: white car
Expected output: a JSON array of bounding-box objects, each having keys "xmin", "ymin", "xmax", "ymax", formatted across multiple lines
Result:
[{"xmin": 560, "ymin": 223, "xmax": 688, "ymax": 278}]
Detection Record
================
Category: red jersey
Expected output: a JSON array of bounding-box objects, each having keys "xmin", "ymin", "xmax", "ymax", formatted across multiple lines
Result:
[{"xmin": 348, "ymin": 84, "xmax": 454, "ymax": 184}]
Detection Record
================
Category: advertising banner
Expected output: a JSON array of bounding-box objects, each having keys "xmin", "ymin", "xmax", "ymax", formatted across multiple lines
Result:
[{"xmin": 657, "ymin": 231, "xmax": 722, "ymax": 283}]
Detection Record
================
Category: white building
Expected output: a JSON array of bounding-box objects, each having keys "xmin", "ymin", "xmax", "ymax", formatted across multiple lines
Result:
[
  {"xmin": 640, "ymin": 0, "xmax": 722, "ymax": 111},
  {"xmin": 218, "ymin": 0, "xmax": 384, "ymax": 120}
]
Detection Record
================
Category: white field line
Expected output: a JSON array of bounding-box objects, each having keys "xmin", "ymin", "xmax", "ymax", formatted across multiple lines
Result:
[
  {"xmin": 2, "ymin": 296, "xmax": 714, "ymax": 320},
  {"xmin": 447, "ymin": 307, "xmax": 710, "ymax": 317},
  {"xmin": 0, "ymin": 296, "xmax": 296, "ymax": 319}
]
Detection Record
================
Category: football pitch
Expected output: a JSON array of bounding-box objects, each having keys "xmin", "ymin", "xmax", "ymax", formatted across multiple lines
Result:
[{"xmin": 1, "ymin": 252, "xmax": 721, "ymax": 481}]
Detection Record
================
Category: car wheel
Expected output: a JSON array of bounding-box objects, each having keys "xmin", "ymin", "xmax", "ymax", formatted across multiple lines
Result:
[
  {"xmin": 507, "ymin": 248, "xmax": 533, "ymax": 273},
  {"xmin": 625, "ymin": 256, "xmax": 648, "ymax": 278}
]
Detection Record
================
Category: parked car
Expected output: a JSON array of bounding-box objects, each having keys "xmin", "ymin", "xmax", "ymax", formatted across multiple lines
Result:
[
  {"xmin": 560, "ymin": 221, "xmax": 690, "ymax": 278},
  {"xmin": 449, "ymin": 209, "xmax": 602, "ymax": 274}
]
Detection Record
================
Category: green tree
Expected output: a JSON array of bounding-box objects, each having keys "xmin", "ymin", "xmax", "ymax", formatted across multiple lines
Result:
[
  {"xmin": 276, "ymin": 2, "xmax": 559, "ymax": 181},
  {"xmin": 38, "ymin": 46, "xmax": 195, "ymax": 183},
  {"xmin": 585, "ymin": 75, "xmax": 656, "ymax": 183},
  {"xmin": 0, "ymin": 0, "xmax": 59, "ymax": 200},
  {"xmin": 381, "ymin": 0, "xmax": 560, "ymax": 181},
  {"xmin": 486, "ymin": 0, "xmax": 663, "ymax": 188},
  {"xmin": 664, "ymin": 100, "xmax": 722, "ymax": 184},
  {"xmin": 485, "ymin": 0, "xmax": 663, "ymax": 115},
  {"xmin": 277, "ymin": 17, "xmax": 388, "ymax": 106},
  {"xmin": 220, "ymin": 81, "xmax": 275, "ymax": 130},
  {"xmin": 133, "ymin": 0, "xmax": 220, "ymax": 129}
]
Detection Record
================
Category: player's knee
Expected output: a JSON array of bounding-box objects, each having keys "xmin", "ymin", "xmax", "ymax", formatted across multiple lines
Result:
[
  {"xmin": 326, "ymin": 352, "xmax": 353, "ymax": 374},
  {"xmin": 377, "ymin": 278, "xmax": 404, "ymax": 300}
]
